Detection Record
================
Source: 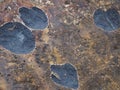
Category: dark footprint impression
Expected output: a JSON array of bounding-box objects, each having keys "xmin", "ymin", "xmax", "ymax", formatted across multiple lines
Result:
[
  {"xmin": 19, "ymin": 7, "xmax": 48, "ymax": 30},
  {"xmin": 94, "ymin": 8, "xmax": 120, "ymax": 31},
  {"xmin": 0, "ymin": 22, "xmax": 35, "ymax": 54},
  {"xmin": 50, "ymin": 63, "xmax": 79, "ymax": 89}
]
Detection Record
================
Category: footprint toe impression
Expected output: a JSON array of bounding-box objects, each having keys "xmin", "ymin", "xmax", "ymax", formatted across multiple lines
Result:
[
  {"xmin": 93, "ymin": 8, "xmax": 120, "ymax": 31},
  {"xmin": 50, "ymin": 63, "xmax": 79, "ymax": 89},
  {"xmin": 19, "ymin": 7, "xmax": 48, "ymax": 30},
  {"xmin": 0, "ymin": 22, "xmax": 35, "ymax": 54}
]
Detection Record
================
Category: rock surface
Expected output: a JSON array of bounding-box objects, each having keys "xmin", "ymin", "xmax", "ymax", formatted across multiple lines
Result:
[
  {"xmin": 19, "ymin": 7, "xmax": 48, "ymax": 30},
  {"xmin": 94, "ymin": 8, "xmax": 120, "ymax": 31},
  {"xmin": 50, "ymin": 63, "xmax": 79, "ymax": 89},
  {"xmin": 0, "ymin": 22, "xmax": 35, "ymax": 54},
  {"xmin": 0, "ymin": 0, "xmax": 120, "ymax": 90}
]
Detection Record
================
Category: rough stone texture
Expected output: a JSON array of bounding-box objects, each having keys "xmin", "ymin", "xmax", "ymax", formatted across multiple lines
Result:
[{"xmin": 0, "ymin": 0, "xmax": 120, "ymax": 90}]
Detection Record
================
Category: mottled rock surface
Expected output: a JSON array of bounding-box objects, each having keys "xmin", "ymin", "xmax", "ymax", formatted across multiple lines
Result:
[{"xmin": 0, "ymin": 0, "xmax": 120, "ymax": 90}]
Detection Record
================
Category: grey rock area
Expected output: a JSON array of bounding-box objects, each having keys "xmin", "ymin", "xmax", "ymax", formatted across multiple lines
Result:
[
  {"xmin": 0, "ymin": 0, "xmax": 4, "ymax": 2},
  {"xmin": 19, "ymin": 7, "xmax": 48, "ymax": 30},
  {"xmin": 94, "ymin": 8, "xmax": 120, "ymax": 31},
  {"xmin": 0, "ymin": 22, "xmax": 35, "ymax": 54},
  {"xmin": 50, "ymin": 63, "xmax": 79, "ymax": 89}
]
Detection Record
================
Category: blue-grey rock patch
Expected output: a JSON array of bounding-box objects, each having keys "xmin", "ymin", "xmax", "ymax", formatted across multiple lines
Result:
[
  {"xmin": 19, "ymin": 7, "xmax": 48, "ymax": 30},
  {"xmin": 0, "ymin": 22, "xmax": 35, "ymax": 54},
  {"xmin": 50, "ymin": 63, "xmax": 79, "ymax": 89}
]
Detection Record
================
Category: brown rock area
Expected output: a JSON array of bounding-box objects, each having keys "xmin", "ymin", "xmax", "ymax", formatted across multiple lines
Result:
[{"xmin": 0, "ymin": 0, "xmax": 120, "ymax": 90}]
